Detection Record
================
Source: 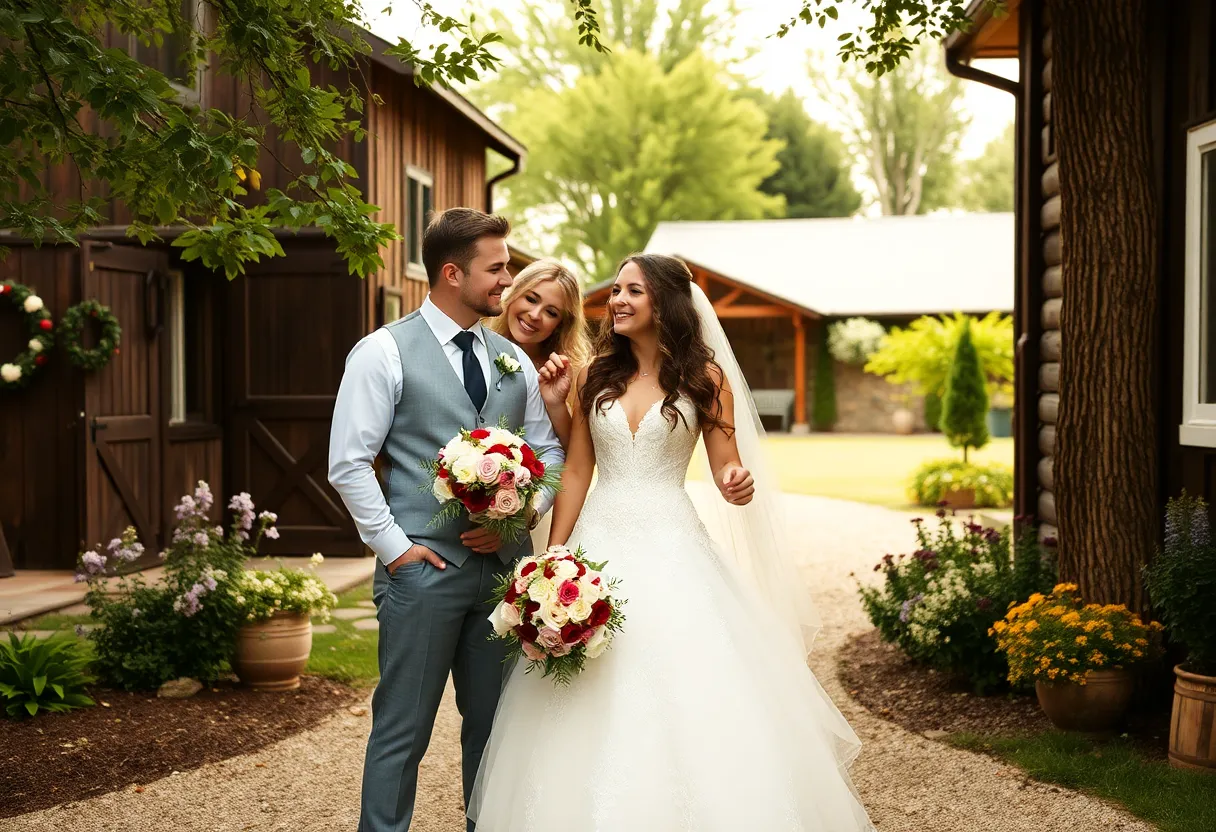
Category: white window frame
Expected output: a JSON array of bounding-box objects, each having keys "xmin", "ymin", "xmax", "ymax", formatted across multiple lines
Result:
[
  {"xmin": 1180, "ymin": 118, "xmax": 1216, "ymax": 447},
  {"xmin": 405, "ymin": 165, "xmax": 434, "ymax": 281},
  {"xmin": 166, "ymin": 271, "xmax": 187, "ymax": 425}
]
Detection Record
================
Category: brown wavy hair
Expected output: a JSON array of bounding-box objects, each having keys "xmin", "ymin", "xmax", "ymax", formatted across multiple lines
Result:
[{"xmin": 581, "ymin": 254, "xmax": 731, "ymax": 435}]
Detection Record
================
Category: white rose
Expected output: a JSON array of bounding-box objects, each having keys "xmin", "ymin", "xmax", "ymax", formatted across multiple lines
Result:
[
  {"xmin": 432, "ymin": 476, "xmax": 454, "ymax": 502},
  {"xmin": 488, "ymin": 427, "xmax": 518, "ymax": 448},
  {"xmin": 577, "ymin": 578, "xmax": 603, "ymax": 601},
  {"xmin": 514, "ymin": 464, "xmax": 531, "ymax": 487},
  {"xmin": 514, "ymin": 556, "xmax": 539, "ymax": 579},
  {"xmin": 443, "ymin": 438, "xmax": 477, "ymax": 461},
  {"xmin": 552, "ymin": 559, "xmax": 578, "ymax": 581},
  {"xmin": 0, "ymin": 364, "xmax": 21, "ymax": 383},
  {"xmin": 510, "ymin": 447, "xmax": 523, "ymax": 463},
  {"xmin": 584, "ymin": 626, "xmax": 611, "ymax": 659},
  {"xmin": 497, "ymin": 353, "xmax": 521, "ymax": 373},
  {"xmin": 450, "ymin": 456, "xmax": 478, "ymax": 485},
  {"xmin": 488, "ymin": 601, "xmax": 515, "ymax": 636},
  {"xmin": 567, "ymin": 597, "xmax": 593, "ymax": 623},
  {"xmin": 500, "ymin": 602, "xmax": 521, "ymax": 629},
  {"xmin": 545, "ymin": 545, "xmax": 574, "ymax": 559},
  {"xmin": 28, "ymin": 338, "xmax": 43, "ymax": 353},
  {"xmin": 528, "ymin": 576, "xmax": 556, "ymax": 602},
  {"xmin": 539, "ymin": 601, "xmax": 570, "ymax": 630},
  {"xmin": 23, "ymin": 295, "xmax": 43, "ymax": 313}
]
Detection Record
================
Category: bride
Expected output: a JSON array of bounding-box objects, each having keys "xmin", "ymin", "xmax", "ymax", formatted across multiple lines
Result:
[{"xmin": 469, "ymin": 254, "xmax": 875, "ymax": 831}]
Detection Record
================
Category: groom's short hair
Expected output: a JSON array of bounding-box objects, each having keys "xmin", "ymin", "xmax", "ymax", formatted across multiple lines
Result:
[{"xmin": 422, "ymin": 208, "xmax": 511, "ymax": 286}]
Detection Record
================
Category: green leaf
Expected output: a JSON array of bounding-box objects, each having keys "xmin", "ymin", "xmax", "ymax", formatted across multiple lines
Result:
[{"xmin": 32, "ymin": 675, "xmax": 46, "ymax": 697}]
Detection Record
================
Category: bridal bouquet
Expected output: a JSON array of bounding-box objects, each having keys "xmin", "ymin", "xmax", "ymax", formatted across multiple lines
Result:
[
  {"xmin": 422, "ymin": 423, "xmax": 561, "ymax": 543},
  {"xmin": 488, "ymin": 545, "xmax": 625, "ymax": 684}
]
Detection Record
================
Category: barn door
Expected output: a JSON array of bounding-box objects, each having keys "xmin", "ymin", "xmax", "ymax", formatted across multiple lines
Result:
[
  {"xmin": 226, "ymin": 244, "xmax": 364, "ymax": 555},
  {"xmin": 82, "ymin": 242, "xmax": 168, "ymax": 561}
]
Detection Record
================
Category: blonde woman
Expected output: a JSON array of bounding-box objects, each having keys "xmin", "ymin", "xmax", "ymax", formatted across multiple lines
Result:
[{"xmin": 487, "ymin": 258, "xmax": 590, "ymax": 448}]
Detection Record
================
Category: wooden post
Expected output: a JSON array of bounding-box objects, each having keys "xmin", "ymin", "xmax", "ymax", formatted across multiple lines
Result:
[
  {"xmin": 0, "ymin": 526, "xmax": 13, "ymax": 578},
  {"xmin": 792, "ymin": 315, "xmax": 808, "ymax": 433}
]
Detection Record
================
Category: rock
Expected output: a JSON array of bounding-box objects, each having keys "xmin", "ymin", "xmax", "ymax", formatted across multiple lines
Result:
[
  {"xmin": 353, "ymin": 618, "xmax": 379, "ymax": 631},
  {"xmin": 348, "ymin": 705, "xmax": 368, "ymax": 717},
  {"xmin": 923, "ymin": 729, "xmax": 950, "ymax": 741},
  {"xmin": 157, "ymin": 677, "xmax": 203, "ymax": 699}
]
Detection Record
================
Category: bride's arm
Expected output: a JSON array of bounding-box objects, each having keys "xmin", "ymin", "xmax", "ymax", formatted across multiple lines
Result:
[
  {"xmin": 548, "ymin": 367, "xmax": 595, "ymax": 546},
  {"xmin": 702, "ymin": 367, "xmax": 756, "ymax": 506}
]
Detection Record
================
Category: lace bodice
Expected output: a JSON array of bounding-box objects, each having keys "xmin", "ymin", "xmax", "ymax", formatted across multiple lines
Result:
[{"xmin": 590, "ymin": 396, "xmax": 701, "ymax": 491}]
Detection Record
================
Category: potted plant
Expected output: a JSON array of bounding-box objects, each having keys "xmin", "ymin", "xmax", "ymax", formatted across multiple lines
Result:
[
  {"xmin": 991, "ymin": 583, "xmax": 1163, "ymax": 732},
  {"xmin": 232, "ymin": 554, "xmax": 337, "ymax": 691},
  {"xmin": 909, "ymin": 458, "xmax": 1014, "ymax": 510},
  {"xmin": 1144, "ymin": 494, "xmax": 1216, "ymax": 772}
]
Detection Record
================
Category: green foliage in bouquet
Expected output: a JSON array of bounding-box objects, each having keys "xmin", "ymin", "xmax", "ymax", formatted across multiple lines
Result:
[
  {"xmin": 0, "ymin": 632, "xmax": 95, "ymax": 718},
  {"xmin": 910, "ymin": 458, "xmax": 1013, "ymax": 509},
  {"xmin": 1144, "ymin": 493, "xmax": 1216, "ymax": 675},
  {"xmin": 858, "ymin": 512, "xmax": 1056, "ymax": 693}
]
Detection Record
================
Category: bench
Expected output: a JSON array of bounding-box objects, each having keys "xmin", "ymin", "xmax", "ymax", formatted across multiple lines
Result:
[{"xmin": 751, "ymin": 389, "xmax": 797, "ymax": 432}]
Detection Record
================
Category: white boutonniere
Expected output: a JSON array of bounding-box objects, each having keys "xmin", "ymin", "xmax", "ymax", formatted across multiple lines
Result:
[{"xmin": 494, "ymin": 352, "xmax": 522, "ymax": 390}]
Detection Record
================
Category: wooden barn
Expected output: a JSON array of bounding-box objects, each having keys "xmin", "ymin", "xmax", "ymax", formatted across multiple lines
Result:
[
  {"xmin": 0, "ymin": 27, "xmax": 525, "ymax": 574},
  {"xmin": 946, "ymin": 0, "xmax": 1216, "ymax": 601},
  {"xmin": 583, "ymin": 214, "xmax": 1014, "ymax": 434}
]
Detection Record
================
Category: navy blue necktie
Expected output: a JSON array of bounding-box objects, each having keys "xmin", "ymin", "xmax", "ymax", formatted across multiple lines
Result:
[{"xmin": 452, "ymin": 331, "xmax": 487, "ymax": 412}]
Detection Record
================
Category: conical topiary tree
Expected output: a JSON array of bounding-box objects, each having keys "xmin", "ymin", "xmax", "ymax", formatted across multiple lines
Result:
[
  {"xmin": 940, "ymin": 319, "xmax": 989, "ymax": 462},
  {"xmin": 812, "ymin": 323, "xmax": 837, "ymax": 431}
]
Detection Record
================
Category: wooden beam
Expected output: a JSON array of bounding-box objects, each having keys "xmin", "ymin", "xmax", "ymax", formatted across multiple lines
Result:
[
  {"xmin": 0, "ymin": 525, "xmax": 13, "ymax": 578},
  {"xmin": 715, "ymin": 304, "xmax": 791, "ymax": 318},
  {"xmin": 793, "ymin": 316, "xmax": 807, "ymax": 428},
  {"xmin": 696, "ymin": 274, "xmax": 709, "ymax": 292},
  {"xmin": 713, "ymin": 287, "xmax": 744, "ymax": 310}
]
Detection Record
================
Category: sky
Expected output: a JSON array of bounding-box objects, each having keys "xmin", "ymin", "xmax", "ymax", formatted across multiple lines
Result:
[{"xmin": 363, "ymin": 0, "xmax": 1018, "ymax": 160}]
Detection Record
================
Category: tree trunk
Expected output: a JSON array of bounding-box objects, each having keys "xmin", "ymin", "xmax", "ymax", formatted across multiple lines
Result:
[{"xmin": 1049, "ymin": 0, "xmax": 1158, "ymax": 612}]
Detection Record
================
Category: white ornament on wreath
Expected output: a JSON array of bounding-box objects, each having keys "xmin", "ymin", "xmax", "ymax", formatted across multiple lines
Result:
[
  {"xmin": 28, "ymin": 338, "xmax": 44, "ymax": 353},
  {"xmin": 1, "ymin": 364, "xmax": 21, "ymax": 383},
  {"xmin": 23, "ymin": 295, "xmax": 44, "ymax": 314}
]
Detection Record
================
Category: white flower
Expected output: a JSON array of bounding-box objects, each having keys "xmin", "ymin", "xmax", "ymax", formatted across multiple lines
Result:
[
  {"xmin": 545, "ymin": 545, "xmax": 573, "ymax": 559},
  {"xmin": 23, "ymin": 295, "xmax": 43, "ymax": 313},
  {"xmin": 310, "ymin": 553, "xmax": 324, "ymax": 565},
  {"xmin": 552, "ymin": 559, "xmax": 578, "ymax": 581},
  {"xmin": 443, "ymin": 437, "xmax": 478, "ymax": 461},
  {"xmin": 494, "ymin": 353, "xmax": 522, "ymax": 374},
  {"xmin": 432, "ymin": 476, "xmax": 453, "ymax": 502},
  {"xmin": 539, "ymin": 601, "xmax": 570, "ymax": 630},
  {"xmin": 450, "ymin": 456, "xmax": 479, "ymax": 485},
  {"xmin": 27, "ymin": 338, "xmax": 43, "ymax": 353},
  {"xmin": 486, "ymin": 427, "xmax": 519, "ymax": 448},
  {"xmin": 584, "ymin": 626, "xmax": 611, "ymax": 659},
  {"xmin": 488, "ymin": 601, "xmax": 516, "ymax": 636},
  {"xmin": 514, "ymin": 556, "xmax": 540, "ymax": 579},
  {"xmin": 577, "ymin": 577, "xmax": 603, "ymax": 601},
  {"xmin": 528, "ymin": 577, "xmax": 556, "ymax": 603},
  {"xmin": 1, "ymin": 364, "xmax": 21, "ymax": 383},
  {"xmin": 567, "ymin": 597, "xmax": 593, "ymax": 623}
]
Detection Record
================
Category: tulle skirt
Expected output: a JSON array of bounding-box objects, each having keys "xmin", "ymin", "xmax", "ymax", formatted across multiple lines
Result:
[{"xmin": 469, "ymin": 485, "xmax": 874, "ymax": 831}]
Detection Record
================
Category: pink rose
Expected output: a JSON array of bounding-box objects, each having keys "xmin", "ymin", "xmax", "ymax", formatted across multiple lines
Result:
[
  {"xmin": 500, "ymin": 602, "xmax": 521, "ymax": 628},
  {"xmin": 514, "ymin": 465, "xmax": 532, "ymax": 486},
  {"xmin": 578, "ymin": 625, "xmax": 597, "ymax": 644},
  {"xmin": 476, "ymin": 456, "xmax": 501, "ymax": 484},
  {"xmin": 558, "ymin": 580, "xmax": 580, "ymax": 606},
  {"xmin": 536, "ymin": 627, "xmax": 564, "ymax": 651},
  {"xmin": 492, "ymin": 488, "xmax": 522, "ymax": 516},
  {"xmin": 513, "ymin": 577, "xmax": 529, "ymax": 595},
  {"xmin": 521, "ymin": 640, "xmax": 545, "ymax": 661},
  {"xmin": 498, "ymin": 470, "xmax": 515, "ymax": 487},
  {"xmin": 550, "ymin": 639, "xmax": 572, "ymax": 657}
]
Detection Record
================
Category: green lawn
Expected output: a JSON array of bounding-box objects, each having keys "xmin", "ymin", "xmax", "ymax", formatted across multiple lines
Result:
[
  {"xmin": 307, "ymin": 580, "xmax": 380, "ymax": 687},
  {"xmin": 693, "ymin": 434, "xmax": 1014, "ymax": 509},
  {"xmin": 948, "ymin": 732, "xmax": 1216, "ymax": 832}
]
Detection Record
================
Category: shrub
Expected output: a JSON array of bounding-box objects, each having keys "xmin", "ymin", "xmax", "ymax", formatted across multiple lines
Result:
[
  {"xmin": 812, "ymin": 325, "xmax": 836, "ymax": 431},
  {"xmin": 864, "ymin": 311, "xmax": 1014, "ymax": 400},
  {"xmin": 940, "ymin": 319, "xmax": 990, "ymax": 461},
  {"xmin": 991, "ymin": 583, "xmax": 1163, "ymax": 686},
  {"xmin": 1144, "ymin": 493, "xmax": 1216, "ymax": 675},
  {"xmin": 235, "ymin": 554, "xmax": 338, "ymax": 622},
  {"xmin": 0, "ymin": 632, "xmax": 95, "ymax": 718},
  {"xmin": 910, "ymin": 458, "xmax": 1013, "ymax": 508},
  {"xmin": 858, "ymin": 512, "xmax": 1055, "ymax": 693},
  {"xmin": 827, "ymin": 317, "xmax": 885, "ymax": 365},
  {"xmin": 923, "ymin": 390, "xmax": 942, "ymax": 432},
  {"xmin": 79, "ymin": 482, "xmax": 281, "ymax": 690}
]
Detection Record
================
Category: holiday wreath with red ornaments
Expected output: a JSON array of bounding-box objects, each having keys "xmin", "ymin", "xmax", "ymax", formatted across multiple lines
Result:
[{"xmin": 1, "ymin": 280, "xmax": 55, "ymax": 390}]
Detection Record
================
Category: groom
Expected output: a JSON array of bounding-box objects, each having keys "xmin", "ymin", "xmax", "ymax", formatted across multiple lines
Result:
[{"xmin": 328, "ymin": 207, "xmax": 564, "ymax": 831}]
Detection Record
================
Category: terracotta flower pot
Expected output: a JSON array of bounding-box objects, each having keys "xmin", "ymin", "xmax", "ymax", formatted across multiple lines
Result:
[
  {"xmin": 939, "ymin": 488, "xmax": 977, "ymax": 510},
  {"xmin": 1035, "ymin": 668, "xmax": 1136, "ymax": 732},
  {"xmin": 233, "ymin": 611, "xmax": 312, "ymax": 691},
  {"xmin": 1169, "ymin": 664, "xmax": 1216, "ymax": 773},
  {"xmin": 892, "ymin": 408, "xmax": 915, "ymax": 435}
]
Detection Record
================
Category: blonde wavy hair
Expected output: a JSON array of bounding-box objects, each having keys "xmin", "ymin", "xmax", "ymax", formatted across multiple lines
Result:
[{"xmin": 488, "ymin": 258, "xmax": 591, "ymax": 373}]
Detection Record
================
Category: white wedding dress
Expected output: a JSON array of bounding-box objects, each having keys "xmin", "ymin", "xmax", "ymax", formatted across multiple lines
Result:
[{"xmin": 469, "ymin": 394, "xmax": 875, "ymax": 831}]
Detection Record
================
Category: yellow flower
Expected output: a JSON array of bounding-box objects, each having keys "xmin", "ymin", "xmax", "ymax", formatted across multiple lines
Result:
[
  {"xmin": 1090, "ymin": 651, "xmax": 1106, "ymax": 666},
  {"xmin": 1083, "ymin": 621, "xmax": 1102, "ymax": 633},
  {"xmin": 1045, "ymin": 605, "xmax": 1067, "ymax": 617},
  {"xmin": 1024, "ymin": 620, "xmax": 1040, "ymax": 632},
  {"xmin": 1053, "ymin": 583, "xmax": 1078, "ymax": 594},
  {"xmin": 1075, "ymin": 635, "xmax": 1088, "ymax": 646},
  {"xmin": 1069, "ymin": 657, "xmax": 1078, "ymax": 664},
  {"xmin": 1132, "ymin": 649, "xmax": 1143, "ymax": 658},
  {"xmin": 1060, "ymin": 612, "xmax": 1082, "ymax": 626},
  {"xmin": 1134, "ymin": 638, "xmax": 1148, "ymax": 646}
]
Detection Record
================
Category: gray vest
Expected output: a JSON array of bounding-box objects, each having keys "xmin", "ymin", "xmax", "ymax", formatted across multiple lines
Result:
[{"xmin": 379, "ymin": 311, "xmax": 532, "ymax": 567}]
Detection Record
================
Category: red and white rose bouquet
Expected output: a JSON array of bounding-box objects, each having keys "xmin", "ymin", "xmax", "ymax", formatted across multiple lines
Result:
[
  {"xmin": 488, "ymin": 545, "xmax": 625, "ymax": 684},
  {"xmin": 422, "ymin": 423, "xmax": 562, "ymax": 543}
]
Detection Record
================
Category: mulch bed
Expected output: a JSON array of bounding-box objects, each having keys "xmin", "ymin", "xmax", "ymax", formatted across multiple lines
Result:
[
  {"xmin": 0, "ymin": 674, "xmax": 363, "ymax": 818},
  {"xmin": 838, "ymin": 628, "xmax": 1172, "ymax": 757}
]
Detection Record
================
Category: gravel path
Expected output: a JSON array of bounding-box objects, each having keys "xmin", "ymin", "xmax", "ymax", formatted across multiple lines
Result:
[{"xmin": 11, "ymin": 492, "xmax": 1154, "ymax": 832}]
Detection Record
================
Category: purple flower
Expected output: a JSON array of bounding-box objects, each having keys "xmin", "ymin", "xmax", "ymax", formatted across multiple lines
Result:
[
  {"xmin": 193, "ymin": 481, "xmax": 214, "ymax": 513},
  {"xmin": 910, "ymin": 517, "xmax": 924, "ymax": 525},
  {"xmin": 202, "ymin": 575, "xmax": 218, "ymax": 592},
  {"xmin": 74, "ymin": 624, "xmax": 86, "ymax": 637},
  {"xmin": 106, "ymin": 538, "xmax": 123, "ymax": 553},
  {"xmin": 74, "ymin": 572, "xmax": 87, "ymax": 583},
  {"xmin": 977, "ymin": 597, "xmax": 993, "ymax": 611},
  {"xmin": 81, "ymin": 551, "xmax": 106, "ymax": 574},
  {"xmin": 174, "ymin": 494, "xmax": 198, "ymax": 520},
  {"xmin": 264, "ymin": 527, "xmax": 280, "ymax": 540},
  {"xmin": 1042, "ymin": 536, "xmax": 1058, "ymax": 547},
  {"xmin": 936, "ymin": 509, "xmax": 947, "ymax": 519},
  {"xmin": 936, "ymin": 500, "xmax": 950, "ymax": 508},
  {"xmin": 193, "ymin": 531, "xmax": 210, "ymax": 547},
  {"xmin": 131, "ymin": 608, "xmax": 142, "ymax": 618},
  {"xmin": 259, "ymin": 511, "xmax": 278, "ymax": 524},
  {"xmin": 235, "ymin": 530, "xmax": 249, "ymax": 542},
  {"xmin": 965, "ymin": 522, "xmax": 984, "ymax": 535},
  {"xmin": 213, "ymin": 525, "xmax": 224, "ymax": 538},
  {"xmin": 900, "ymin": 593, "xmax": 924, "ymax": 623}
]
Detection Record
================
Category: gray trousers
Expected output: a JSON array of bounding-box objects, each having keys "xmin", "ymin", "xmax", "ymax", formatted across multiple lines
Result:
[{"xmin": 358, "ymin": 555, "xmax": 512, "ymax": 832}]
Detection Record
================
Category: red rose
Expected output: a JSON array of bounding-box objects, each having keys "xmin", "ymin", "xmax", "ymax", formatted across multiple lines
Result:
[
  {"xmin": 437, "ymin": 466, "xmax": 449, "ymax": 479},
  {"xmin": 524, "ymin": 600, "xmax": 540, "ymax": 617},
  {"xmin": 557, "ymin": 580, "xmax": 580, "ymax": 606},
  {"xmin": 560, "ymin": 623, "xmax": 584, "ymax": 644},
  {"xmin": 578, "ymin": 626, "xmax": 597, "ymax": 644},
  {"xmin": 465, "ymin": 491, "xmax": 492, "ymax": 513},
  {"xmin": 543, "ymin": 563, "xmax": 555, "ymax": 579},
  {"xmin": 588, "ymin": 600, "xmax": 611, "ymax": 628},
  {"xmin": 517, "ymin": 623, "xmax": 539, "ymax": 643},
  {"xmin": 451, "ymin": 481, "xmax": 468, "ymax": 498},
  {"xmin": 485, "ymin": 443, "xmax": 513, "ymax": 458},
  {"xmin": 591, "ymin": 576, "xmax": 601, "ymax": 586},
  {"xmin": 575, "ymin": 562, "xmax": 586, "ymax": 577},
  {"xmin": 470, "ymin": 428, "xmax": 490, "ymax": 440},
  {"xmin": 504, "ymin": 584, "xmax": 519, "ymax": 605},
  {"xmin": 520, "ymin": 562, "xmax": 538, "ymax": 578}
]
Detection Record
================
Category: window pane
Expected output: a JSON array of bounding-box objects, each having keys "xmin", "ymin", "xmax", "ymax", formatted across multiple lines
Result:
[
  {"xmin": 167, "ymin": 274, "xmax": 186, "ymax": 424},
  {"xmin": 422, "ymin": 184, "xmax": 433, "ymax": 229},
  {"xmin": 1203, "ymin": 150, "xmax": 1216, "ymax": 402},
  {"xmin": 135, "ymin": 1, "xmax": 194, "ymax": 86},
  {"xmin": 184, "ymin": 275, "xmax": 208, "ymax": 418},
  {"xmin": 408, "ymin": 178, "xmax": 421, "ymax": 266}
]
